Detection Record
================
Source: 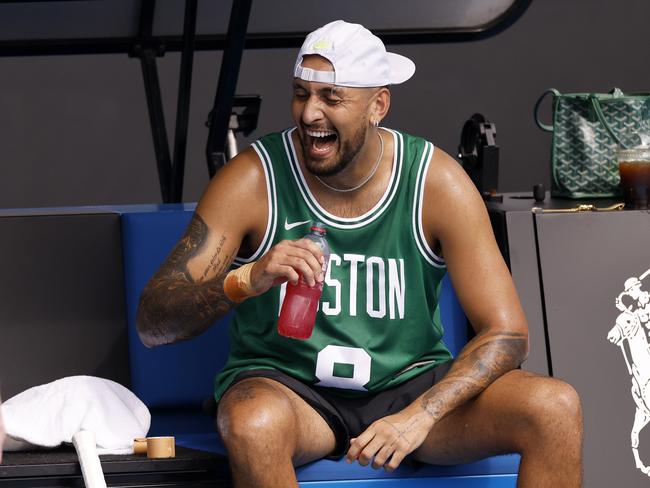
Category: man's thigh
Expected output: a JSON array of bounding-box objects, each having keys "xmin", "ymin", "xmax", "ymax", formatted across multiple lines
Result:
[
  {"xmin": 218, "ymin": 376, "xmax": 337, "ymax": 466},
  {"xmin": 413, "ymin": 369, "xmax": 566, "ymax": 464}
]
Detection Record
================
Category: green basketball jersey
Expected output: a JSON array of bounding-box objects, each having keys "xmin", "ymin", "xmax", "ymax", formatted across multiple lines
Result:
[{"xmin": 214, "ymin": 128, "xmax": 452, "ymax": 400}]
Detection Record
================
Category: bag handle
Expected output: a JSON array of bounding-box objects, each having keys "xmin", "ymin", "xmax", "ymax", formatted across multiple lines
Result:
[
  {"xmin": 589, "ymin": 93, "xmax": 628, "ymax": 149},
  {"xmin": 534, "ymin": 88, "xmax": 560, "ymax": 132}
]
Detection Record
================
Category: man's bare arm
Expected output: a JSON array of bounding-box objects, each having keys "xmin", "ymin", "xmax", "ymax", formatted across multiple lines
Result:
[
  {"xmin": 347, "ymin": 149, "xmax": 529, "ymax": 469},
  {"xmin": 135, "ymin": 147, "xmax": 326, "ymax": 348},
  {"xmin": 136, "ymin": 213, "xmax": 237, "ymax": 347},
  {"xmin": 420, "ymin": 329, "xmax": 528, "ymax": 421},
  {"xmin": 346, "ymin": 328, "xmax": 527, "ymax": 470},
  {"xmin": 420, "ymin": 151, "xmax": 530, "ymax": 420},
  {"xmin": 136, "ymin": 148, "xmax": 269, "ymax": 347}
]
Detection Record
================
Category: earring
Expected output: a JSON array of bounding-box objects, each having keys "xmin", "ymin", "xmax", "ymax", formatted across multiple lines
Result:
[{"xmin": 373, "ymin": 119, "xmax": 379, "ymax": 127}]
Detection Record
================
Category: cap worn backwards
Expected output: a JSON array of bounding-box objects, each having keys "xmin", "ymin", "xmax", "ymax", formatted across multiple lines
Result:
[{"xmin": 294, "ymin": 20, "xmax": 416, "ymax": 88}]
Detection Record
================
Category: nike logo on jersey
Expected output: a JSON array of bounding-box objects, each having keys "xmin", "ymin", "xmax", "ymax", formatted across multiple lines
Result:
[{"xmin": 284, "ymin": 218, "xmax": 311, "ymax": 231}]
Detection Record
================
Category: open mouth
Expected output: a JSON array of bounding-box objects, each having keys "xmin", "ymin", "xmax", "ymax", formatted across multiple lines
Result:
[{"xmin": 305, "ymin": 129, "xmax": 338, "ymax": 158}]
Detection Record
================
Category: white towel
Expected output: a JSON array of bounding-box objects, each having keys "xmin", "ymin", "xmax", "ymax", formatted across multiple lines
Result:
[{"xmin": 1, "ymin": 376, "xmax": 150, "ymax": 455}]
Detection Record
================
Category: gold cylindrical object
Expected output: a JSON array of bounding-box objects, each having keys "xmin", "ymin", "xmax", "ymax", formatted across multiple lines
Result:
[
  {"xmin": 133, "ymin": 438, "xmax": 148, "ymax": 455},
  {"xmin": 146, "ymin": 436, "xmax": 176, "ymax": 459}
]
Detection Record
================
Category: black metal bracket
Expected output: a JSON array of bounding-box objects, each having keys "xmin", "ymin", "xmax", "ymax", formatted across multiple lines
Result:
[
  {"xmin": 131, "ymin": 0, "xmax": 254, "ymax": 199},
  {"xmin": 205, "ymin": 0, "xmax": 253, "ymax": 178},
  {"xmin": 132, "ymin": 0, "xmax": 172, "ymax": 202},
  {"xmin": 205, "ymin": 96, "xmax": 261, "ymax": 135},
  {"xmin": 458, "ymin": 113, "xmax": 501, "ymax": 202},
  {"xmin": 130, "ymin": 0, "xmax": 197, "ymax": 203},
  {"xmin": 206, "ymin": 94, "xmax": 261, "ymax": 162},
  {"xmin": 170, "ymin": 0, "xmax": 198, "ymax": 202}
]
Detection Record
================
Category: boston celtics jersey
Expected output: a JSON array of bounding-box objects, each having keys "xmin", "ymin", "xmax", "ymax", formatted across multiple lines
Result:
[{"xmin": 214, "ymin": 128, "xmax": 452, "ymax": 400}]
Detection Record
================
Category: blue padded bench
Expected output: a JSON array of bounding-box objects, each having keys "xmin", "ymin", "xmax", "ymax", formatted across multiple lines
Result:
[{"xmin": 117, "ymin": 204, "xmax": 520, "ymax": 487}]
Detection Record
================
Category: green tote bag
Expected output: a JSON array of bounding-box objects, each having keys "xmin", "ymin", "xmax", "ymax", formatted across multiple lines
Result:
[{"xmin": 534, "ymin": 88, "xmax": 650, "ymax": 199}]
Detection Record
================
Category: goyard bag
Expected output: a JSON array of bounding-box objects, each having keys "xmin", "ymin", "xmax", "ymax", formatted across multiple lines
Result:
[{"xmin": 534, "ymin": 88, "xmax": 650, "ymax": 198}]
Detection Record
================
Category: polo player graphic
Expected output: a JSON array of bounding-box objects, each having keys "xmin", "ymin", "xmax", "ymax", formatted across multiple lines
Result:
[{"xmin": 608, "ymin": 269, "xmax": 650, "ymax": 475}]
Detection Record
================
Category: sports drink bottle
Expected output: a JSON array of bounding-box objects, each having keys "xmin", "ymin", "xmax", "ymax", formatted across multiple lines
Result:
[{"xmin": 277, "ymin": 223, "xmax": 330, "ymax": 339}]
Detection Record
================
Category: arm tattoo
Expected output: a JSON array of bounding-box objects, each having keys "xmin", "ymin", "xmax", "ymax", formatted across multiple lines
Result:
[
  {"xmin": 202, "ymin": 234, "xmax": 227, "ymax": 280},
  {"xmin": 136, "ymin": 214, "xmax": 237, "ymax": 347},
  {"xmin": 420, "ymin": 329, "xmax": 528, "ymax": 421}
]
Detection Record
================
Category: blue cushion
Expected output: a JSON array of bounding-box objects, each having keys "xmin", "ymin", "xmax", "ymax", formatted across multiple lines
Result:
[
  {"xmin": 298, "ymin": 476, "xmax": 517, "ymax": 487},
  {"xmin": 439, "ymin": 273, "xmax": 468, "ymax": 357},
  {"xmin": 174, "ymin": 432, "xmax": 519, "ymax": 483}
]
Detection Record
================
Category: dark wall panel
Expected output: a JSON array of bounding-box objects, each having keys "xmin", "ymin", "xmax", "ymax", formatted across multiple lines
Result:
[{"xmin": 0, "ymin": 213, "xmax": 129, "ymax": 399}]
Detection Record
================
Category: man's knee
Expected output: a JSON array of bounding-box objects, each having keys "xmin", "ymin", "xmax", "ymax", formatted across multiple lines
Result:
[
  {"xmin": 532, "ymin": 377, "xmax": 581, "ymax": 422},
  {"xmin": 520, "ymin": 376, "xmax": 583, "ymax": 441},
  {"xmin": 217, "ymin": 378, "xmax": 298, "ymax": 454}
]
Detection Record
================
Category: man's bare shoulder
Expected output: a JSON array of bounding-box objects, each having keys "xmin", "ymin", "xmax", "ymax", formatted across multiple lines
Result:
[
  {"xmin": 423, "ymin": 146, "xmax": 486, "ymax": 221},
  {"xmin": 194, "ymin": 146, "xmax": 270, "ymax": 248},
  {"xmin": 197, "ymin": 146, "xmax": 268, "ymax": 214}
]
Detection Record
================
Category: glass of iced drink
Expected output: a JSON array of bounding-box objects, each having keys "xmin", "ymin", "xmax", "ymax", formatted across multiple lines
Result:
[{"xmin": 618, "ymin": 144, "xmax": 650, "ymax": 209}]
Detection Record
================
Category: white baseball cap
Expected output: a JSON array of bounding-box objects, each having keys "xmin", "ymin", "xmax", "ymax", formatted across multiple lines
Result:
[{"xmin": 294, "ymin": 20, "xmax": 416, "ymax": 88}]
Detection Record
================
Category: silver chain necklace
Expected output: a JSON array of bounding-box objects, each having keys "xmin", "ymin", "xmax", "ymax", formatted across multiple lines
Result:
[{"xmin": 314, "ymin": 132, "xmax": 384, "ymax": 193}]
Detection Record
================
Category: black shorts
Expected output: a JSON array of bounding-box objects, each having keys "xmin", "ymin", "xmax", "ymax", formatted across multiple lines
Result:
[{"xmin": 228, "ymin": 360, "xmax": 452, "ymax": 458}]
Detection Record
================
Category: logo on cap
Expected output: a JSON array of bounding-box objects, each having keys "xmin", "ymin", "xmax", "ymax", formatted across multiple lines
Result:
[{"xmin": 312, "ymin": 39, "xmax": 331, "ymax": 50}]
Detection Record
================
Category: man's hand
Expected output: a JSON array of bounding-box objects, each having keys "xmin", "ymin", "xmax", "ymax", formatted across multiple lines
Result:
[
  {"xmin": 346, "ymin": 408, "xmax": 433, "ymax": 471},
  {"xmin": 250, "ymin": 238, "xmax": 325, "ymax": 294}
]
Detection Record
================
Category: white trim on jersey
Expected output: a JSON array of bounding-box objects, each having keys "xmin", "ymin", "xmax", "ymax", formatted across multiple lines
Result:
[
  {"xmin": 412, "ymin": 141, "xmax": 446, "ymax": 268},
  {"xmin": 283, "ymin": 127, "xmax": 403, "ymax": 230},
  {"xmin": 233, "ymin": 141, "xmax": 278, "ymax": 266}
]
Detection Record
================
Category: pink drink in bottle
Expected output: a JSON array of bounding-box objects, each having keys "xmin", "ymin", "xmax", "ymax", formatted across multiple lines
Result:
[{"xmin": 277, "ymin": 223, "xmax": 330, "ymax": 339}]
